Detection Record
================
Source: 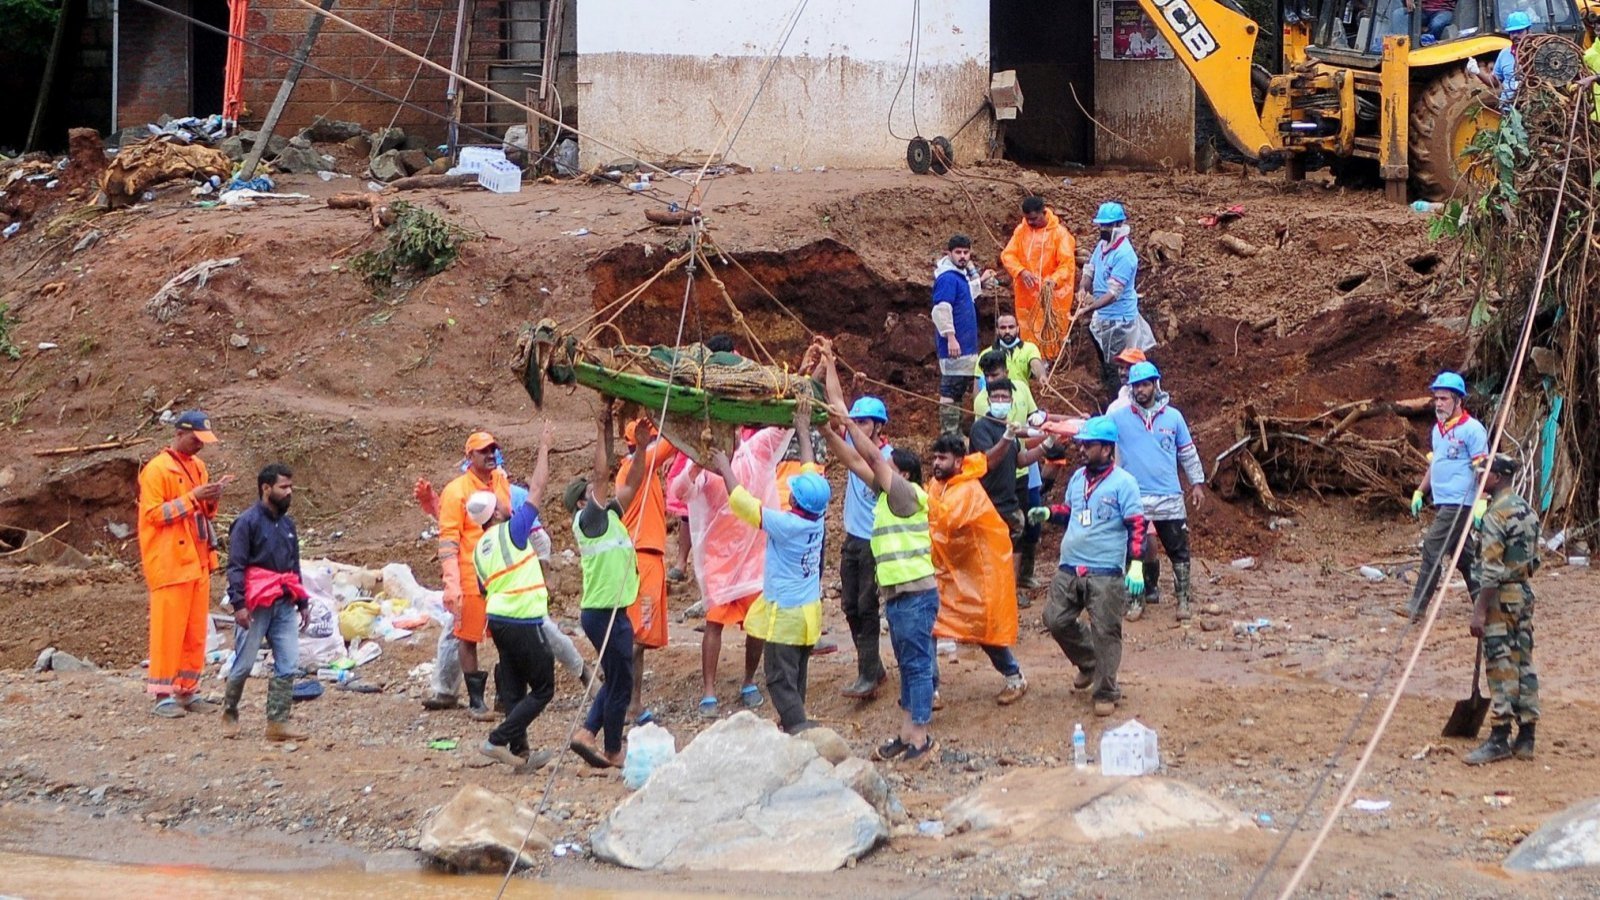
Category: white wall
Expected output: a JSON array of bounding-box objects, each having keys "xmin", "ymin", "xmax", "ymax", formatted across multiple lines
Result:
[{"xmin": 575, "ymin": 0, "xmax": 993, "ymax": 170}]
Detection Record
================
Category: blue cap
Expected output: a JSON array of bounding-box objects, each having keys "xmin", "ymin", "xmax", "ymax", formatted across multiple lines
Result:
[
  {"xmin": 847, "ymin": 396, "xmax": 889, "ymax": 423},
  {"xmin": 788, "ymin": 471, "xmax": 832, "ymax": 515},
  {"xmin": 174, "ymin": 409, "xmax": 218, "ymax": 443},
  {"xmin": 1127, "ymin": 361, "xmax": 1160, "ymax": 384},
  {"xmin": 1505, "ymin": 10, "xmax": 1532, "ymax": 31},
  {"xmin": 1074, "ymin": 415, "xmax": 1119, "ymax": 444},
  {"xmin": 1429, "ymin": 371, "xmax": 1467, "ymax": 396},
  {"xmin": 1094, "ymin": 201, "xmax": 1127, "ymax": 225}
]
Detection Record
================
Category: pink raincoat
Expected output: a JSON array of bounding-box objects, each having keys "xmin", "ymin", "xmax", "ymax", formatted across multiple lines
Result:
[{"xmin": 669, "ymin": 427, "xmax": 792, "ymax": 608}]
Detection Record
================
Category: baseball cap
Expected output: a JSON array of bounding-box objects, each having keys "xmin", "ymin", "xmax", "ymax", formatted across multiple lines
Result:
[
  {"xmin": 464, "ymin": 431, "xmax": 498, "ymax": 455},
  {"xmin": 174, "ymin": 410, "xmax": 218, "ymax": 443},
  {"xmin": 1114, "ymin": 348, "xmax": 1147, "ymax": 365}
]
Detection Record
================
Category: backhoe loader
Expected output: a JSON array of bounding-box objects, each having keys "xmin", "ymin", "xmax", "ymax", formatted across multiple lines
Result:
[{"xmin": 1138, "ymin": 0, "xmax": 1596, "ymax": 199}]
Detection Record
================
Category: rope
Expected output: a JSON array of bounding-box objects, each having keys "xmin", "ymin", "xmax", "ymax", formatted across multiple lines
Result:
[{"xmin": 1252, "ymin": 94, "xmax": 1586, "ymax": 900}]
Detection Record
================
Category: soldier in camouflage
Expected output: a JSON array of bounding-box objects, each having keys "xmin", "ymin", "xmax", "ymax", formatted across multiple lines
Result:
[{"xmin": 1464, "ymin": 453, "xmax": 1541, "ymax": 766}]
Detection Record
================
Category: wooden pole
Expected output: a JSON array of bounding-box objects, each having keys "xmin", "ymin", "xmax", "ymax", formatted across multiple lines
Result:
[
  {"xmin": 238, "ymin": 0, "xmax": 339, "ymax": 181},
  {"xmin": 25, "ymin": 0, "xmax": 72, "ymax": 152}
]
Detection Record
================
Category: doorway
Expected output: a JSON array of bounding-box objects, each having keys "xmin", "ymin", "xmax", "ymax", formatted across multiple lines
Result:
[
  {"xmin": 989, "ymin": 0, "xmax": 1097, "ymax": 165},
  {"xmin": 191, "ymin": 0, "xmax": 230, "ymax": 116}
]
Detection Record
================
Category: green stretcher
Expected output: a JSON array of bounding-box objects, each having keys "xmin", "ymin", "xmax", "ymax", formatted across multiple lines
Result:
[{"xmin": 565, "ymin": 361, "xmax": 827, "ymax": 427}]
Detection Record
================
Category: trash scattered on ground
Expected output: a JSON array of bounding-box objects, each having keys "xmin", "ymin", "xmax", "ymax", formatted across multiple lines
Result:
[
  {"xmin": 1358, "ymin": 565, "xmax": 1386, "ymax": 581},
  {"xmin": 1230, "ymin": 556, "xmax": 1256, "ymax": 570},
  {"xmin": 1256, "ymin": 812, "xmax": 1274, "ymax": 826},
  {"xmin": 562, "ymin": 228, "xmax": 591, "ymax": 237},
  {"xmin": 622, "ymin": 722, "xmax": 677, "ymax": 790},
  {"xmin": 1484, "ymin": 793, "xmax": 1515, "ymax": 809},
  {"xmin": 428, "ymin": 738, "xmax": 458, "ymax": 751},
  {"xmin": 1198, "ymin": 204, "xmax": 1245, "ymax": 227},
  {"xmin": 1100, "ymin": 719, "xmax": 1160, "ymax": 776},
  {"xmin": 1232, "ymin": 618, "xmax": 1272, "ymax": 637},
  {"xmin": 98, "ymin": 137, "xmax": 232, "ymax": 207},
  {"xmin": 917, "ymin": 820, "xmax": 945, "ymax": 837},
  {"xmin": 552, "ymin": 842, "xmax": 584, "ymax": 858},
  {"xmin": 1352, "ymin": 798, "xmax": 1391, "ymax": 812}
]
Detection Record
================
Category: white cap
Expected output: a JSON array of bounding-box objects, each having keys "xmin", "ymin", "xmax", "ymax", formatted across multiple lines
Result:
[{"xmin": 466, "ymin": 490, "xmax": 498, "ymax": 526}]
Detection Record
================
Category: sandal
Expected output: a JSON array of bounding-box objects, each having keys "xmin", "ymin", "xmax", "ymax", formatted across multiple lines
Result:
[
  {"xmin": 873, "ymin": 736, "xmax": 910, "ymax": 761},
  {"xmin": 697, "ymin": 697, "xmax": 719, "ymax": 720},
  {"xmin": 902, "ymin": 737, "xmax": 939, "ymax": 764},
  {"xmin": 570, "ymin": 739, "xmax": 615, "ymax": 769},
  {"xmin": 740, "ymin": 684, "xmax": 765, "ymax": 709}
]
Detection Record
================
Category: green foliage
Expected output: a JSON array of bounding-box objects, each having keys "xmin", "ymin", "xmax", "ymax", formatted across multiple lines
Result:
[
  {"xmin": 0, "ymin": 303, "xmax": 21, "ymax": 360},
  {"xmin": 1, "ymin": 0, "xmax": 62, "ymax": 59},
  {"xmin": 350, "ymin": 201, "xmax": 476, "ymax": 291},
  {"xmin": 1427, "ymin": 199, "xmax": 1467, "ymax": 241},
  {"xmin": 1465, "ymin": 106, "xmax": 1530, "ymax": 204}
]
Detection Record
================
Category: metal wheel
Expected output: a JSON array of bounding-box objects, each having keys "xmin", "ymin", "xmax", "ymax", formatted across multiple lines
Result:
[{"xmin": 906, "ymin": 137, "xmax": 932, "ymax": 174}]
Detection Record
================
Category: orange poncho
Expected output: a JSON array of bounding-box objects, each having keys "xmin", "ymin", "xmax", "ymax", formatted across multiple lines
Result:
[
  {"xmin": 1000, "ymin": 208, "xmax": 1078, "ymax": 360},
  {"xmin": 929, "ymin": 453, "xmax": 1018, "ymax": 648}
]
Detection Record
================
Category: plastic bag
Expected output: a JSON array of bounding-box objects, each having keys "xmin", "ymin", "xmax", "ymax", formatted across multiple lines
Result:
[
  {"xmin": 929, "ymin": 454, "xmax": 1018, "ymax": 648},
  {"xmin": 339, "ymin": 600, "xmax": 382, "ymax": 641},
  {"xmin": 382, "ymin": 562, "xmax": 446, "ymax": 623},
  {"xmin": 622, "ymin": 722, "xmax": 677, "ymax": 789}
]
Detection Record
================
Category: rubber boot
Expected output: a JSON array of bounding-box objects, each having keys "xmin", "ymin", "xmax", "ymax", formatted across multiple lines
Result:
[
  {"xmin": 1173, "ymin": 562, "xmax": 1194, "ymax": 621},
  {"xmin": 1016, "ymin": 543, "xmax": 1039, "ymax": 591},
  {"xmin": 939, "ymin": 403, "xmax": 963, "ymax": 437},
  {"xmin": 492, "ymin": 663, "xmax": 509, "ymax": 714},
  {"xmin": 465, "ymin": 671, "xmax": 496, "ymax": 722},
  {"xmin": 221, "ymin": 677, "xmax": 246, "ymax": 737},
  {"xmin": 263, "ymin": 677, "xmax": 307, "ymax": 742},
  {"xmin": 1513, "ymin": 723, "xmax": 1536, "ymax": 761},
  {"xmin": 841, "ymin": 633, "xmax": 886, "ymax": 699},
  {"xmin": 1464, "ymin": 725, "xmax": 1513, "ymax": 766}
]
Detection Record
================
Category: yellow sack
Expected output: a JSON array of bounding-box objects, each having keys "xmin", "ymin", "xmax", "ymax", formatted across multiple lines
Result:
[{"xmin": 338, "ymin": 600, "xmax": 382, "ymax": 642}]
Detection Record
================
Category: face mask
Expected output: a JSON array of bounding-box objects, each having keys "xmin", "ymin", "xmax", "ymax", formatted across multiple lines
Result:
[
  {"xmin": 989, "ymin": 402, "xmax": 1012, "ymax": 419},
  {"xmin": 998, "ymin": 336, "xmax": 1020, "ymax": 349},
  {"xmin": 1100, "ymin": 228, "xmax": 1116, "ymax": 242}
]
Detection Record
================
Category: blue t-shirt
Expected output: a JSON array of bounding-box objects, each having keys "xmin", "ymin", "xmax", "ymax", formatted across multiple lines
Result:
[
  {"xmin": 1493, "ymin": 47, "xmax": 1519, "ymax": 107},
  {"xmin": 1111, "ymin": 404, "xmax": 1194, "ymax": 496},
  {"xmin": 1090, "ymin": 238, "xmax": 1140, "ymax": 321},
  {"xmin": 1430, "ymin": 414, "xmax": 1489, "ymax": 506},
  {"xmin": 843, "ymin": 437, "xmax": 893, "ymax": 540},
  {"xmin": 760, "ymin": 508, "xmax": 825, "ymax": 608},
  {"xmin": 1058, "ymin": 466, "xmax": 1144, "ymax": 570}
]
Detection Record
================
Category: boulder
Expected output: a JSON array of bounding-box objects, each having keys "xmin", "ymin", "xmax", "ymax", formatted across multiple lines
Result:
[
  {"xmin": 833, "ymin": 756, "xmax": 902, "ymax": 822},
  {"xmin": 370, "ymin": 150, "xmax": 406, "ymax": 183},
  {"xmin": 590, "ymin": 711, "xmax": 886, "ymax": 872},
  {"xmin": 272, "ymin": 144, "xmax": 331, "ymax": 175},
  {"xmin": 796, "ymin": 726, "xmax": 850, "ymax": 764},
  {"xmin": 945, "ymin": 769, "xmax": 1253, "ymax": 842},
  {"xmin": 48, "ymin": 651, "xmax": 96, "ymax": 672},
  {"xmin": 397, "ymin": 149, "xmax": 432, "ymax": 176},
  {"xmin": 370, "ymin": 127, "xmax": 406, "ymax": 157},
  {"xmin": 1504, "ymin": 796, "xmax": 1600, "ymax": 872},
  {"xmin": 301, "ymin": 118, "xmax": 366, "ymax": 143},
  {"xmin": 418, "ymin": 784, "xmax": 551, "ymax": 873}
]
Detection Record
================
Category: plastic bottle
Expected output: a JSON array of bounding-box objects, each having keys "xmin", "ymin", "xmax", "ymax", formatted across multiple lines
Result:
[
  {"xmin": 1411, "ymin": 200, "xmax": 1445, "ymax": 214},
  {"xmin": 1073, "ymin": 723, "xmax": 1088, "ymax": 770}
]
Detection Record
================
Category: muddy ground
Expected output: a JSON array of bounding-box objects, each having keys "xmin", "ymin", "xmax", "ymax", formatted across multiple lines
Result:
[{"xmin": 1, "ymin": 160, "xmax": 1596, "ymax": 897}]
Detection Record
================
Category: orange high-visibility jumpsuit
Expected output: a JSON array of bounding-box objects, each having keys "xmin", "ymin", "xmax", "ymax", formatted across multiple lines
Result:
[
  {"xmin": 616, "ymin": 440, "xmax": 677, "ymax": 649},
  {"xmin": 1000, "ymin": 208, "xmax": 1078, "ymax": 360},
  {"xmin": 437, "ymin": 468, "xmax": 511, "ymax": 644},
  {"xmin": 138, "ymin": 449, "xmax": 218, "ymax": 696}
]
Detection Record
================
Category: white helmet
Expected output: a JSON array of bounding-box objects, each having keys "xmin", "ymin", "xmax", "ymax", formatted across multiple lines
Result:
[{"xmin": 465, "ymin": 490, "xmax": 498, "ymax": 526}]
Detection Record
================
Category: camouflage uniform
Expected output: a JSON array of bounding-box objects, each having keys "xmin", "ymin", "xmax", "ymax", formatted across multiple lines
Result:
[{"xmin": 1472, "ymin": 487, "xmax": 1541, "ymax": 727}]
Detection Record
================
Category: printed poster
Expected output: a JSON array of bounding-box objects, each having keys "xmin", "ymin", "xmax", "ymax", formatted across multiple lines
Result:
[{"xmin": 1099, "ymin": 0, "xmax": 1176, "ymax": 60}]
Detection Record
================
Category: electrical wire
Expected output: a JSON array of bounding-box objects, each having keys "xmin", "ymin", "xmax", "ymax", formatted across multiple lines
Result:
[{"xmin": 886, "ymin": 0, "xmax": 923, "ymax": 141}]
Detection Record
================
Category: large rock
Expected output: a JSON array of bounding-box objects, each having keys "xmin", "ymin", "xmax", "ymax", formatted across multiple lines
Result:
[
  {"xmin": 397, "ymin": 148, "xmax": 432, "ymax": 176},
  {"xmin": 272, "ymin": 144, "xmax": 331, "ymax": 175},
  {"xmin": 370, "ymin": 149, "xmax": 406, "ymax": 182},
  {"xmin": 418, "ymin": 784, "xmax": 551, "ymax": 873},
  {"xmin": 370, "ymin": 126, "xmax": 406, "ymax": 157},
  {"xmin": 1504, "ymin": 796, "xmax": 1600, "ymax": 872},
  {"xmin": 301, "ymin": 118, "xmax": 365, "ymax": 142},
  {"xmin": 945, "ymin": 769, "xmax": 1253, "ymax": 842},
  {"xmin": 590, "ymin": 711, "xmax": 886, "ymax": 872},
  {"xmin": 218, "ymin": 130, "xmax": 289, "ymax": 163}
]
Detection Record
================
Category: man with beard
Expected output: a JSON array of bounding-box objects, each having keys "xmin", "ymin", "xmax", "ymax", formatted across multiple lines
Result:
[
  {"xmin": 1404, "ymin": 371, "xmax": 1487, "ymax": 620},
  {"xmin": 1001, "ymin": 196, "xmax": 1077, "ymax": 363}
]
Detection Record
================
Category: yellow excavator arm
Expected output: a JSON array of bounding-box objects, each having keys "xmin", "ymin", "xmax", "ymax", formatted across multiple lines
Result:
[{"xmin": 1136, "ymin": 0, "xmax": 1278, "ymax": 158}]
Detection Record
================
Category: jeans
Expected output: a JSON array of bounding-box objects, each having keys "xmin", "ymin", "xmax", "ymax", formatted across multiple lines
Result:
[
  {"xmin": 486, "ymin": 619, "xmax": 554, "ymax": 749},
  {"xmin": 939, "ymin": 374, "xmax": 974, "ymax": 402},
  {"xmin": 1424, "ymin": 9, "xmax": 1453, "ymax": 39},
  {"xmin": 839, "ymin": 536, "xmax": 884, "ymax": 680},
  {"xmin": 981, "ymin": 644, "xmax": 1021, "ymax": 678},
  {"xmin": 884, "ymin": 588, "xmax": 938, "ymax": 725},
  {"xmin": 580, "ymin": 607, "xmax": 635, "ymax": 754},
  {"xmin": 227, "ymin": 598, "xmax": 301, "ymax": 682},
  {"xmin": 1409, "ymin": 504, "xmax": 1480, "ymax": 616},
  {"xmin": 1043, "ymin": 568, "xmax": 1127, "ymax": 702},
  {"xmin": 764, "ymin": 642, "xmax": 814, "ymax": 733}
]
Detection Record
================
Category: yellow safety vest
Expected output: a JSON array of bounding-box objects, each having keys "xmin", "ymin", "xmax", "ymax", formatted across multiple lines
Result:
[
  {"xmin": 474, "ymin": 523, "xmax": 549, "ymax": 620},
  {"xmin": 574, "ymin": 509, "xmax": 639, "ymax": 610},
  {"xmin": 870, "ymin": 484, "xmax": 936, "ymax": 588}
]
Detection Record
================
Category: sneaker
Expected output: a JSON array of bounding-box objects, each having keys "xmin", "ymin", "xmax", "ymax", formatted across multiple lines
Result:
[
  {"xmin": 740, "ymin": 684, "xmax": 765, "ymax": 709},
  {"xmin": 480, "ymin": 740, "xmax": 524, "ymax": 767},
  {"xmin": 151, "ymin": 697, "xmax": 186, "ymax": 718},
  {"xmin": 996, "ymin": 675, "xmax": 1028, "ymax": 706},
  {"xmin": 873, "ymin": 736, "xmax": 911, "ymax": 761},
  {"xmin": 1072, "ymin": 668, "xmax": 1096, "ymax": 691},
  {"xmin": 902, "ymin": 737, "xmax": 939, "ymax": 765},
  {"xmin": 514, "ymin": 749, "xmax": 555, "ymax": 774}
]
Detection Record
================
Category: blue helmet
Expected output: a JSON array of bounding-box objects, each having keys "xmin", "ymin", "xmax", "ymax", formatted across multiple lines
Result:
[
  {"xmin": 1093, "ymin": 201, "xmax": 1127, "ymax": 225},
  {"xmin": 788, "ymin": 471, "xmax": 832, "ymax": 515},
  {"xmin": 847, "ymin": 396, "xmax": 889, "ymax": 423},
  {"xmin": 1074, "ymin": 415, "xmax": 1119, "ymax": 444},
  {"xmin": 1429, "ymin": 371, "xmax": 1467, "ymax": 396},
  {"xmin": 1127, "ymin": 361, "xmax": 1161, "ymax": 384},
  {"xmin": 1504, "ymin": 10, "xmax": 1532, "ymax": 32}
]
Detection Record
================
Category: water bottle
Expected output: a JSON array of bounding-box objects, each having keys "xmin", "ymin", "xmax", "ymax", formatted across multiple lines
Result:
[{"xmin": 1073, "ymin": 723, "xmax": 1088, "ymax": 770}]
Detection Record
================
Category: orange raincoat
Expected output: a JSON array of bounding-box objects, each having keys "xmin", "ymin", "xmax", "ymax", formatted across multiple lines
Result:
[
  {"xmin": 929, "ymin": 453, "xmax": 1018, "ymax": 648},
  {"xmin": 1000, "ymin": 208, "xmax": 1078, "ymax": 360}
]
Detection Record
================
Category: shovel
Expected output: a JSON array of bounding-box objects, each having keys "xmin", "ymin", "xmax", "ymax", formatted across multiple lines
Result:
[{"xmin": 1442, "ymin": 640, "xmax": 1491, "ymax": 739}]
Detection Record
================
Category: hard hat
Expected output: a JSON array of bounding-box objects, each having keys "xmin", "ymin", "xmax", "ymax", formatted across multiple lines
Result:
[
  {"xmin": 1127, "ymin": 361, "xmax": 1161, "ymax": 384},
  {"xmin": 1505, "ymin": 10, "xmax": 1532, "ymax": 31},
  {"xmin": 1093, "ymin": 201, "xmax": 1127, "ymax": 225},
  {"xmin": 1429, "ymin": 371, "xmax": 1467, "ymax": 396},
  {"xmin": 1113, "ymin": 347, "xmax": 1147, "ymax": 365},
  {"xmin": 466, "ymin": 490, "xmax": 498, "ymax": 526},
  {"xmin": 1476, "ymin": 452, "xmax": 1520, "ymax": 476},
  {"xmin": 464, "ymin": 431, "xmax": 498, "ymax": 454},
  {"xmin": 787, "ymin": 471, "xmax": 832, "ymax": 515},
  {"xmin": 1074, "ymin": 415, "xmax": 1119, "ymax": 444},
  {"xmin": 848, "ymin": 396, "xmax": 889, "ymax": 423}
]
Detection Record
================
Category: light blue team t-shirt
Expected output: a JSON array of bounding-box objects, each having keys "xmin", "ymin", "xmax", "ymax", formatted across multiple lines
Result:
[
  {"xmin": 760, "ymin": 508, "xmax": 826, "ymax": 608},
  {"xmin": 1059, "ymin": 466, "xmax": 1144, "ymax": 570},
  {"xmin": 1493, "ymin": 47, "xmax": 1519, "ymax": 107},
  {"xmin": 1090, "ymin": 238, "xmax": 1140, "ymax": 321},
  {"xmin": 1111, "ymin": 404, "xmax": 1195, "ymax": 497},
  {"xmin": 843, "ymin": 437, "xmax": 893, "ymax": 540},
  {"xmin": 1430, "ymin": 415, "xmax": 1489, "ymax": 506}
]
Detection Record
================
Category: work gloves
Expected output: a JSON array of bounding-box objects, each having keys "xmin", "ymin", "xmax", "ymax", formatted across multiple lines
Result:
[
  {"xmin": 1125, "ymin": 560, "xmax": 1146, "ymax": 597},
  {"xmin": 1026, "ymin": 506, "xmax": 1051, "ymax": 525},
  {"xmin": 1472, "ymin": 497, "xmax": 1488, "ymax": 527},
  {"xmin": 1410, "ymin": 489, "xmax": 1425, "ymax": 518}
]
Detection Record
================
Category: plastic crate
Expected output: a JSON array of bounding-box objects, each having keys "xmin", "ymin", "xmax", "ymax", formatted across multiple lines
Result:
[
  {"xmin": 477, "ymin": 159, "xmax": 523, "ymax": 194},
  {"xmin": 457, "ymin": 145, "xmax": 507, "ymax": 174}
]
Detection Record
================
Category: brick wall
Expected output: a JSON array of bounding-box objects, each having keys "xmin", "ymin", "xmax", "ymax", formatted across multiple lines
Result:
[{"xmin": 117, "ymin": 0, "xmax": 191, "ymax": 131}]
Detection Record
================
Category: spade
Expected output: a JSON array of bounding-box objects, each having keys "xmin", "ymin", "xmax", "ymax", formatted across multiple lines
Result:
[{"xmin": 1442, "ymin": 640, "xmax": 1491, "ymax": 739}]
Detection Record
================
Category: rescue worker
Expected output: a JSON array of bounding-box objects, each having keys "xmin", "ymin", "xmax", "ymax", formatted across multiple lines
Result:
[
  {"xmin": 1465, "ymin": 453, "xmax": 1542, "ymax": 765},
  {"xmin": 836, "ymin": 395, "xmax": 894, "ymax": 698},
  {"xmin": 933, "ymin": 234, "xmax": 992, "ymax": 436},
  {"xmin": 969, "ymin": 378, "xmax": 1055, "ymax": 598},
  {"xmin": 614, "ymin": 415, "xmax": 679, "ymax": 723},
  {"xmin": 713, "ymin": 396, "xmax": 829, "ymax": 734},
  {"xmin": 1001, "ymin": 196, "xmax": 1077, "ymax": 362},
  {"xmin": 1035, "ymin": 416, "xmax": 1147, "ymax": 716},
  {"xmin": 1470, "ymin": 11, "xmax": 1532, "ymax": 108},
  {"xmin": 1077, "ymin": 202, "xmax": 1156, "ymax": 401},
  {"xmin": 568, "ymin": 412, "xmax": 650, "ymax": 769},
  {"xmin": 1109, "ymin": 362, "xmax": 1207, "ymax": 621},
  {"xmin": 222, "ymin": 463, "xmax": 310, "ymax": 741},
  {"xmin": 139, "ymin": 410, "xmax": 232, "ymax": 717},
  {"xmin": 980, "ymin": 311, "xmax": 1048, "ymax": 395},
  {"xmin": 1106, "ymin": 347, "xmax": 1148, "ymax": 415},
  {"xmin": 1404, "ymin": 371, "xmax": 1486, "ymax": 620},
  {"xmin": 816, "ymin": 348, "xmax": 939, "ymax": 762},
  {"xmin": 973, "ymin": 342, "xmax": 1048, "ymax": 590},
  {"xmin": 422, "ymin": 431, "xmax": 511, "ymax": 719},
  {"xmin": 928, "ymin": 434, "xmax": 1027, "ymax": 706}
]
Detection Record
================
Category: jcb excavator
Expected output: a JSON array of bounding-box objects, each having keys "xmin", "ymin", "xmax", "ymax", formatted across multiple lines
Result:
[{"xmin": 1138, "ymin": 0, "xmax": 1596, "ymax": 199}]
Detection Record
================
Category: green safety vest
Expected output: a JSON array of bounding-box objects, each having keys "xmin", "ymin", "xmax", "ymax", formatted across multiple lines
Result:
[
  {"xmin": 870, "ymin": 484, "xmax": 936, "ymax": 588},
  {"xmin": 474, "ymin": 523, "xmax": 549, "ymax": 620},
  {"xmin": 573, "ymin": 509, "xmax": 639, "ymax": 610}
]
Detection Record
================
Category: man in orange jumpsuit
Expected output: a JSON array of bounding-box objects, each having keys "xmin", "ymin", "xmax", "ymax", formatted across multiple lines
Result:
[
  {"xmin": 422, "ymin": 431, "xmax": 511, "ymax": 719},
  {"xmin": 1000, "ymin": 196, "xmax": 1078, "ymax": 361},
  {"xmin": 139, "ymin": 410, "xmax": 233, "ymax": 718},
  {"xmin": 613, "ymin": 416, "xmax": 677, "ymax": 723}
]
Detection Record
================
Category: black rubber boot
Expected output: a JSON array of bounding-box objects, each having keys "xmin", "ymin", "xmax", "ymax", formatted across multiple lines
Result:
[
  {"xmin": 221, "ymin": 677, "xmax": 246, "ymax": 736},
  {"xmin": 492, "ymin": 663, "xmax": 509, "ymax": 714},
  {"xmin": 841, "ymin": 634, "xmax": 886, "ymax": 698},
  {"xmin": 939, "ymin": 403, "xmax": 963, "ymax": 437},
  {"xmin": 1174, "ymin": 562, "xmax": 1194, "ymax": 621},
  {"xmin": 1464, "ymin": 725, "xmax": 1513, "ymax": 766},
  {"xmin": 1513, "ymin": 723, "xmax": 1536, "ymax": 761},
  {"xmin": 464, "ymin": 671, "xmax": 495, "ymax": 722}
]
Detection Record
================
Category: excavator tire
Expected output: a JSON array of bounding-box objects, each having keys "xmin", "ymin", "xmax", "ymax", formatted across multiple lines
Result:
[{"xmin": 1409, "ymin": 66, "xmax": 1497, "ymax": 202}]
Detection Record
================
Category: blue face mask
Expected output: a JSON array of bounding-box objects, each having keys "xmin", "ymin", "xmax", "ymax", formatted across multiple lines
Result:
[{"xmin": 989, "ymin": 401, "xmax": 1013, "ymax": 420}]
